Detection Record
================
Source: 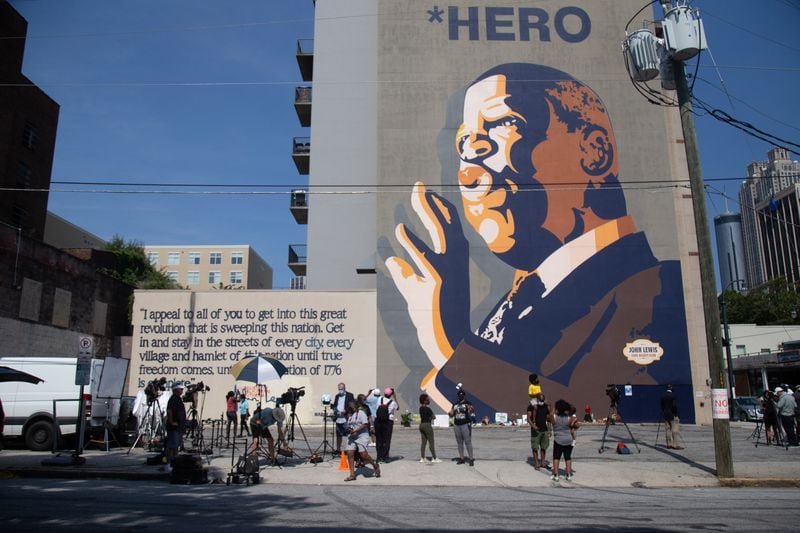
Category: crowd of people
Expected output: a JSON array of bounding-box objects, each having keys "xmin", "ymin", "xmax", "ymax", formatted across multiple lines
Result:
[
  {"xmin": 761, "ymin": 385, "xmax": 799, "ymax": 446},
  {"xmin": 191, "ymin": 378, "xmax": 800, "ymax": 482}
]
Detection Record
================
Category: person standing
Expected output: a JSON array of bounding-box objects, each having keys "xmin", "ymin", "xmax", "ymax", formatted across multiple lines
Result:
[
  {"xmin": 364, "ymin": 388, "xmax": 381, "ymax": 447},
  {"xmin": 375, "ymin": 388, "xmax": 398, "ymax": 462},
  {"xmin": 761, "ymin": 390, "xmax": 779, "ymax": 445},
  {"xmin": 527, "ymin": 393, "xmax": 550, "ymax": 470},
  {"xmin": 418, "ymin": 393, "xmax": 440, "ymax": 463},
  {"xmin": 332, "ymin": 383, "xmax": 355, "ymax": 454},
  {"xmin": 225, "ymin": 391, "xmax": 237, "ymax": 445},
  {"xmin": 660, "ymin": 384, "xmax": 683, "ymax": 450},
  {"xmin": 344, "ymin": 401, "xmax": 380, "ymax": 481},
  {"xmin": 238, "ymin": 393, "xmax": 250, "ymax": 437},
  {"xmin": 775, "ymin": 387, "xmax": 798, "ymax": 446},
  {"xmin": 164, "ymin": 383, "xmax": 187, "ymax": 472},
  {"xmin": 549, "ymin": 399, "xmax": 579, "ymax": 482},
  {"xmin": 449, "ymin": 389, "xmax": 475, "ymax": 466}
]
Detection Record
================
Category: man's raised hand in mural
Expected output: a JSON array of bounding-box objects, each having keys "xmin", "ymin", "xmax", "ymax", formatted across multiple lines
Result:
[{"xmin": 385, "ymin": 182, "xmax": 470, "ymax": 408}]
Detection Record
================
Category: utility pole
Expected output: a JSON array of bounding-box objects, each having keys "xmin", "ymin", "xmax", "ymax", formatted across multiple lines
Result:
[{"xmin": 660, "ymin": 0, "xmax": 734, "ymax": 478}]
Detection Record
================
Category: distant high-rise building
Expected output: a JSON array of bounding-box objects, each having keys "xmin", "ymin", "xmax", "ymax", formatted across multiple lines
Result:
[
  {"xmin": 0, "ymin": 3, "xmax": 60, "ymax": 240},
  {"xmin": 755, "ymin": 183, "xmax": 800, "ymax": 286},
  {"xmin": 739, "ymin": 147, "xmax": 800, "ymax": 288},
  {"xmin": 714, "ymin": 212, "xmax": 747, "ymax": 292}
]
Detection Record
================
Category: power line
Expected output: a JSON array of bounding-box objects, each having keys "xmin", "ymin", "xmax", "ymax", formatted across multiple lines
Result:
[
  {"xmin": 700, "ymin": 9, "xmax": 800, "ymax": 54},
  {"xmin": 46, "ymin": 175, "xmax": 787, "ymax": 188},
  {"xmin": 694, "ymin": 77, "xmax": 800, "ymax": 134}
]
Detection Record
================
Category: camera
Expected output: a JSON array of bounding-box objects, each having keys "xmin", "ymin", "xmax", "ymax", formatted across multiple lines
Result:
[
  {"xmin": 182, "ymin": 381, "xmax": 210, "ymax": 403},
  {"xmin": 280, "ymin": 386, "xmax": 306, "ymax": 407},
  {"xmin": 144, "ymin": 377, "xmax": 167, "ymax": 404},
  {"xmin": 605, "ymin": 384, "xmax": 620, "ymax": 405}
]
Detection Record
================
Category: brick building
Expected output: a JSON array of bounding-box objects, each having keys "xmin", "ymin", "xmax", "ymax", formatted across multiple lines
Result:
[{"xmin": 0, "ymin": 2, "xmax": 60, "ymax": 240}]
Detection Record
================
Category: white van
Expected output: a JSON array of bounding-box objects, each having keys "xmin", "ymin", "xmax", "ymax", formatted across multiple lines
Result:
[{"xmin": 0, "ymin": 357, "xmax": 122, "ymax": 451}]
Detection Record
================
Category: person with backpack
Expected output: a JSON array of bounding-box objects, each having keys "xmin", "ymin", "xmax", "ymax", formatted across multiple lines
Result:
[
  {"xmin": 527, "ymin": 393, "xmax": 551, "ymax": 470},
  {"xmin": 375, "ymin": 387, "xmax": 398, "ymax": 462}
]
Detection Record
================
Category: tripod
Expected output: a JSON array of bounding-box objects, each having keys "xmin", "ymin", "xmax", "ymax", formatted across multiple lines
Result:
[
  {"xmin": 285, "ymin": 402, "xmax": 317, "ymax": 462},
  {"xmin": 185, "ymin": 391, "xmax": 210, "ymax": 455},
  {"xmin": 127, "ymin": 397, "xmax": 165, "ymax": 454},
  {"xmin": 598, "ymin": 402, "xmax": 640, "ymax": 453},
  {"xmin": 313, "ymin": 404, "xmax": 336, "ymax": 459},
  {"xmin": 753, "ymin": 418, "xmax": 789, "ymax": 450}
]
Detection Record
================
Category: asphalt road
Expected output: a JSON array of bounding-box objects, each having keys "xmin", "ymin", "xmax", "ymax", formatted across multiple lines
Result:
[{"xmin": 1, "ymin": 477, "xmax": 798, "ymax": 532}]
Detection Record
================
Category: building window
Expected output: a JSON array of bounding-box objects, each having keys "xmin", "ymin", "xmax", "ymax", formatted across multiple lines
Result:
[
  {"xmin": 188, "ymin": 252, "xmax": 201, "ymax": 265},
  {"xmin": 230, "ymin": 271, "xmax": 243, "ymax": 284},
  {"xmin": 231, "ymin": 252, "xmax": 244, "ymax": 265},
  {"xmin": 146, "ymin": 252, "xmax": 159, "ymax": 266},
  {"xmin": 208, "ymin": 271, "xmax": 221, "ymax": 284},
  {"xmin": 16, "ymin": 161, "xmax": 32, "ymax": 188},
  {"xmin": 186, "ymin": 271, "xmax": 200, "ymax": 284},
  {"xmin": 167, "ymin": 252, "xmax": 180, "ymax": 265},
  {"xmin": 166, "ymin": 271, "xmax": 179, "ymax": 282},
  {"xmin": 210, "ymin": 252, "xmax": 222, "ymax": 265},
  {"xmin": 735, "ymin": 345, "xmax": 746, "ymax": 356},
  {"xmin": 22, "ymin": 122, "xmax": 39, "ymax": 150}
]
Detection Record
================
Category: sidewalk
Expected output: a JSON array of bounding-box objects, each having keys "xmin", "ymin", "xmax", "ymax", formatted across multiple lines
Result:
[{"xmin": 1, "ymin": 422, "xmax": 798, "ymax": 487}]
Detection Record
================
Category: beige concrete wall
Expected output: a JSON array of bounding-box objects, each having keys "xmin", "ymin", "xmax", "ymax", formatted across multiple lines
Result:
[{"xmin": 128, "ymin": 290, "xmax": 376, "ymax": 423}]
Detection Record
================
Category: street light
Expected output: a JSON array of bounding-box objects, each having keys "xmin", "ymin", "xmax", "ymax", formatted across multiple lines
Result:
[{"xmin": 720, "ymin": 279, "xmax": 745, "ymax": 421}]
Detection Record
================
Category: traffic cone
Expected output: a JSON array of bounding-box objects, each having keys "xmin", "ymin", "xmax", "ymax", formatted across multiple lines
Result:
[{"xmin": 338, "ymin": 451, "xmax": 349, "ymax": 471}]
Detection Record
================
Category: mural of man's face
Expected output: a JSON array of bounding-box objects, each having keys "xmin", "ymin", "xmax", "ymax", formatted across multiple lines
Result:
[
  {"xmin": 456, "ymin": 75, "xmax": 526, "ymax": 256},
  {"xmin": 455, "ymin": 71, "xmax": 620, "ymax": 271}
]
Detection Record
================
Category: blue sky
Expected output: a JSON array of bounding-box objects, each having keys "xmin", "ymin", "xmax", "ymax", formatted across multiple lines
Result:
[{"xmin": 7, "ymin": 0, "xmax": 799, "ymax": 289}]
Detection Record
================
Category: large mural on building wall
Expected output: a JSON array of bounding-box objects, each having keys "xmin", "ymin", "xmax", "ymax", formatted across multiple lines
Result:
[{"xmin": 384, "ymin": 62, "xmax": 694, "ymax": 422}]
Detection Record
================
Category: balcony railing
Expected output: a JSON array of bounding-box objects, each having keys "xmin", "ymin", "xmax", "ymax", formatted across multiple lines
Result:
[
  {"xmin": 294, "ymin": 86, "xmax": 312, "ymax": 127},
  {"xmin": 296, "ymin": 39, "xmax": 314, "ymax": 81},
  {"xmin": 292, "ymin": 137, "xmax": 310, "ymax": 175},
  {"xmin": 288, "ymin": 243, "xmax": 307, "ymax": 276},
  {"xmin": 290, "ymin": 189, "xmax": 308, "ymax": 224}
]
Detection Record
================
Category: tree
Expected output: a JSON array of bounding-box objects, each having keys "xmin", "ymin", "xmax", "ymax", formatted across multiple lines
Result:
[
  {"xmin": 720, "ymin": 278, "xmax": 800, "ymax": 326},
  {"xmin": 100, "ymin": 235, "xmax": 178, "ymax": 289}
]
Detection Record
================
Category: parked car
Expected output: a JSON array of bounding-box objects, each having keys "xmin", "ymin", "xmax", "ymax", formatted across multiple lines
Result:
[{"xmin": 731, "ymin": 396, "xmax": 763, "ymax": 422}]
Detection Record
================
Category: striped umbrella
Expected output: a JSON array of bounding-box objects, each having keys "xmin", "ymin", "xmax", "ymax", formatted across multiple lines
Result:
[{"xmin": 229, "ymin": 355, "xmax": 288, "ymax": 384}]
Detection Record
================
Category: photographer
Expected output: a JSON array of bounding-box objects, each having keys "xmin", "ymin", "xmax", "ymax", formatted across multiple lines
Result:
[
  {"xmin": 164, "ymin": 383, "xmax": 186, "ymax": 472},
  {"xmin": 660, "ymin": 384, "xmax": 683, "ymax": 450},
  {"xmin": 248, "ymin": 404, "xmax": 286, "ymax": 464}
]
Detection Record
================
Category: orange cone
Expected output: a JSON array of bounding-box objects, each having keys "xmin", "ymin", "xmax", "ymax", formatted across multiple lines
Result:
[{"xmin": 338, "ymin": 451, "xmax": 349, "ymax": 471}]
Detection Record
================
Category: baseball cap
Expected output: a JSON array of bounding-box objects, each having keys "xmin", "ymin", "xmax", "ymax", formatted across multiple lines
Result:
[
  {"xmin": 384, "ymin": 387, "xmax": 393, "ymax": 396},
  {"xmin": 172, "ymin": 382, "xmax": 185, "ymax": 390},
  {"xmin": 372, "ymin": 388, "xmax": 381, "ymax": 396},
  {"xmin": 774, "ymin": 386, "xmax": 784, "ymax": 393}
]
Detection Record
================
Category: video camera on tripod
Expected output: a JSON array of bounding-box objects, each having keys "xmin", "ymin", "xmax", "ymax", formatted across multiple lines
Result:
[
  {"xmin": 279, "ymin": 386, "xmax": 305, "ymax": 410},
  {"xmin": 182, "ymin": 381, "xmax": 210, "ymax": 403},
  {"xmin": 605, "ymin": 384, "xmax": 620, "ymax": 407},
  {"xmin": 144, "ymin": 377, "xmax": 167, "ymax": 404}
]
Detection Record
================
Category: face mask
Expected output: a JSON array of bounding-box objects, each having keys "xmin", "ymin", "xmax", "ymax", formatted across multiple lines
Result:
[{"xmin": 338, "ymin": 389, "xmax": 345, "ymax": 395}]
